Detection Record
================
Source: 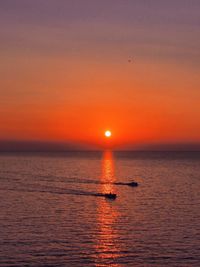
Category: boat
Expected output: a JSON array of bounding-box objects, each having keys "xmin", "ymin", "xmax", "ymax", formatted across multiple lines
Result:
[
  {"xmin": 104, "ymin": 193, "xmax": 117, "ymax": 199},
  {"xmin": 114, "ymin": 181, "xmax": 139, "ymax": 187},
  {"xmin": 127, "ymin": 181, "xmax": 138, "ymax": 187}
]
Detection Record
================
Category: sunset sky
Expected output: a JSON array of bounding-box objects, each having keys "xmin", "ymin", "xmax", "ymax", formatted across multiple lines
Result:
[{"xmin": 0, "ymin": 1, "xmax": 200, "ymax": 150}]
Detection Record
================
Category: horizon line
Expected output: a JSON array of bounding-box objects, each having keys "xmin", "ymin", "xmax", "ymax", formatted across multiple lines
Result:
[{"xmin": 0, "ymin": 139, "xmax": 200, "ymax": 152}]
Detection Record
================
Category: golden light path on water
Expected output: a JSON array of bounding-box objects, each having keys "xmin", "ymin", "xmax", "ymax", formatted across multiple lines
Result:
[{"xmin": 94, "ymin": 151, "xmax": 122, "ymax": 267}]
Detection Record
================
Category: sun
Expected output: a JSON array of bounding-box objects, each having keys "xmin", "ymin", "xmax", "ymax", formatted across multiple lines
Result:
[{"xmin": 105, "ymin": 130, "xmax": 111, "ymax": 138}]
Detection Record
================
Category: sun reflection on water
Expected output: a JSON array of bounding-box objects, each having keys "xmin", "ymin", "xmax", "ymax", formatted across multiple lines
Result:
[
  {"xmin": 94, "ymin": 151, "xmax": 122, "ymax": 267},
  {"xmin": 101, "ymin": 150, "xmax": 115, "ymax": 194}
]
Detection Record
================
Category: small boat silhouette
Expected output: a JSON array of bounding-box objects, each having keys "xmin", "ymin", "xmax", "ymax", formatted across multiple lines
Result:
[
  {"xmin": 114, "ymin": 181, "xmax": 139, "ymax": 187},
  {"xmin": 127, "ymin": 181, "xmax": 138, "ymax": 187},
  {"xmin": 104, "ymin": 193, "xmax": 117, "ymax": 199}
]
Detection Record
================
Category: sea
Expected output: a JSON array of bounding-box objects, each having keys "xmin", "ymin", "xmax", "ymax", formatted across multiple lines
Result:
[{"xmin": 0, "ymin": 151, "xmax": 200, "ymax": 267}]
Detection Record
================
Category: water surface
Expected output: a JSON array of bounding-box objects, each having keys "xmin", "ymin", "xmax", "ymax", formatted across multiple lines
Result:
[{"xmin": 0, "ymin": 151, "xmax": 200, "ymax": 266}]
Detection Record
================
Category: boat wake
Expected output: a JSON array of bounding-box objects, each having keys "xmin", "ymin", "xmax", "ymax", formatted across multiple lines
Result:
[{"xmin": 0, "ymin": 184, "xmax": 117, "ymax": 199}]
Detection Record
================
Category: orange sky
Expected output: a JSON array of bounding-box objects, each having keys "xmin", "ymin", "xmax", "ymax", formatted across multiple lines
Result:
[{"xmin": 0, "ymin": 1, "xmax": 200, "ymax": 149}]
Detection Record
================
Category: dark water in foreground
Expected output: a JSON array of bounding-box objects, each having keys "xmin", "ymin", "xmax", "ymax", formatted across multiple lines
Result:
[{"xmin": 0, "ymin": 151, "xmax": 200, "ymax": 267}]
